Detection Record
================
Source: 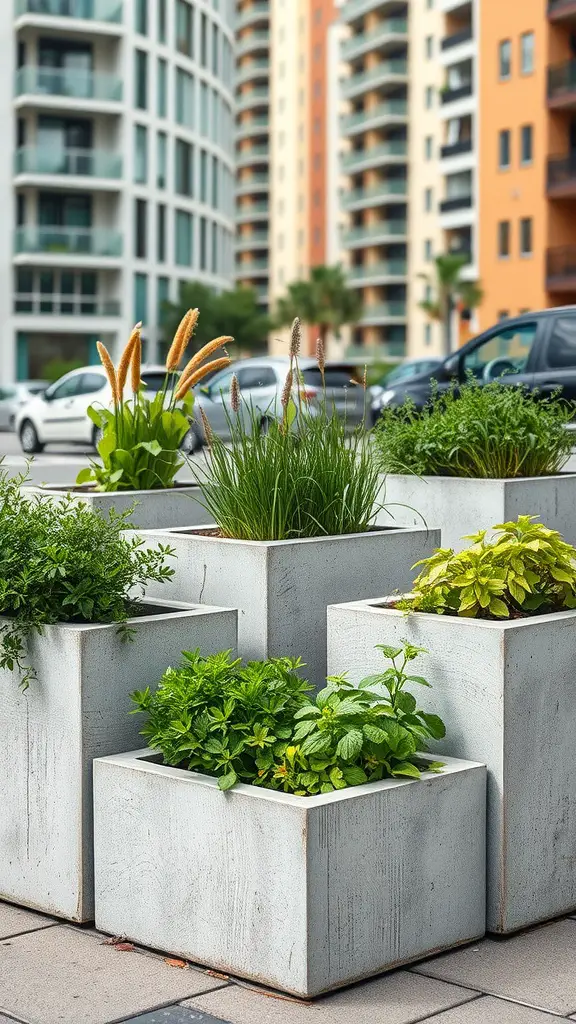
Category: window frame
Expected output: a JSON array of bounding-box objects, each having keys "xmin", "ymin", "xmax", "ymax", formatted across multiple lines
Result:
[{"xmin": 499, "ymin": 39, "xmax": 512, "ymax": 80}]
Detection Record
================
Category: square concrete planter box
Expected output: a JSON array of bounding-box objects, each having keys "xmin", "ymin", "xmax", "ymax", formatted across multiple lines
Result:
[
  {"xmin": 137, "ymin": 526, "xmax": 440, "ymax": 687},
  {"xmin": 23, "ymin": 482, "xmax": 208, "ymax": 530},
  {"xmin": 327, "ymin": 599, "xmax": 576, "ymax": 934},
  {"xmin": 375, "ymin": 472, "xmax": 576, "ymax": 551},
  {"xmin": 94, "ymin": 749, "xmax": 486, "ymax": 997},
  {"xmin": 0, "ymin": 599, "xmax": 237, "ymax": 923}
]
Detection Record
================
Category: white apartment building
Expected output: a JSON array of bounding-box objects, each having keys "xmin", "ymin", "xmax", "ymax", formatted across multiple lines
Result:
[{"xmin": 3, "ymin": 0, "xmax": 236, "ymax": 382}]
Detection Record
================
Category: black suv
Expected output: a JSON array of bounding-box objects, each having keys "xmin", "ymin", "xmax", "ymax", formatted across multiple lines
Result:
[{"xmin": 372, "ymin": 306, "xmax": 576, "ymax": 415}]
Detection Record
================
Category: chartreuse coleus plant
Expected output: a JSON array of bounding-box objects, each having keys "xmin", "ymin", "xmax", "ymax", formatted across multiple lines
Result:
[
  {"xmin": 131, "ymin": 645, "xmax": 445, "ymax": 795},
  {"xmin": 404, "ymin": 515, "xmax": 576, "ymax": 620},
  {"xmin": 77, "ymin": 310, "xmax": 231, "ymax": 492}
]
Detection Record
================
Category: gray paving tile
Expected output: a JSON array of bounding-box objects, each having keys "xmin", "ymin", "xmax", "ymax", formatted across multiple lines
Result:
[
  {"xmin": 121, "ymin": 1010, "xmax": 231, "ymax": 1024},
  {"xmin": 0, "ymin": 900, "xmax": 56, "ymax": 939},
  {"xmin": 0, "ymin": 925, "xmax": 227, "ymax": 1024},
  {"xmin": 423, "ymin": 994, "xmax": 562, "ymax": 1023},
  {"xmin": 183, "ymin": 972, "xmax": 479, "ymax": 1024},
  {"xmin": 413, "ymin": 919, "xmax": 576, "ymax": 1016}
]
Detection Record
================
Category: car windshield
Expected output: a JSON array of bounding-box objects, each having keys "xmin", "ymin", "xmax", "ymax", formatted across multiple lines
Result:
[
  {"xmin": 141, "ymin": 372, "xmax": 175, "ymax": 392},
  {"xmin": 381, "ymin": 362, "xmax": 439, "ymax": 386},
  {"xmin": 25, "ymin": 384, "xmax": 47, "ymax": 396},
  {"xmin": 302, "ymin": 368, "xmax": 355, "ymax": 389}
]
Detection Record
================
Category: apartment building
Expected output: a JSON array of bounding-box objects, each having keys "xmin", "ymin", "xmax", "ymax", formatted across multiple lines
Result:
[{"xmin": 6, "ymin": 0, "xmax": 236, "ymax": 382}]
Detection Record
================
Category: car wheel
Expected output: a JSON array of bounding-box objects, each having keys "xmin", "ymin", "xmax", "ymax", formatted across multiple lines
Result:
[{"xmin": 19, "ymin": 420, "xmax": 44, "ymax": 454}]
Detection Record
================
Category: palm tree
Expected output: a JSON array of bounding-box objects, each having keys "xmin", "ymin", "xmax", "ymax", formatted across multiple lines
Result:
[
  {"xmin": 419, "ymin": 254, "xmax": 483, "ymax": 357},
  {"xmin": 275, "ymin": 265, "xmax": 362, "ymax": 350}
]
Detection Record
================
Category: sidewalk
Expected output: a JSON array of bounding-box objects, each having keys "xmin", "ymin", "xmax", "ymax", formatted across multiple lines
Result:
[{"xmin": 1, "ymin": 902, "xmax": 576, "ymax": 1024}]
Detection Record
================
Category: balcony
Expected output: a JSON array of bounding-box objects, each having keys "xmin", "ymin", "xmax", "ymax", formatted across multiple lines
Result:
[
  {"xmin": 14, "ymin": 226, "xmax": 122, "ymax": 258},
  {"xmin": 236, "ymin": 86, "xmax": 269, "ymax": 112},
  {"xmin": 237, "ymin": 2, "xmax": 269, "ymax": 30},
  {"xmin": 236, "ymin": 59, "xmax": 270, "ymax": 86},
  {"xmin": 14, "ymin": 293, "xmax": 121, "ymax": 316},
  {"xmin": 342, "ymin": 179, "xmax": 408, "ymax": 210},
  {"xmin": 235, "ymin": 116, "xmax": 269, "ymax": 140},
  {"xmin": 358, "ymin": 301, "xmax": 407, "ymax": 323},
  {"xmin": 15, "ymin": 0, "xmax": 122, "ymax": 24},
  {"xmin": 341, "ymin": 59, "xmax": 408, "ymax": 99},
  {"xmin": 347, "ymin": 260, "xmax": 407, "ymax": 284},
  {"xmin": 236, "ymin": 201, "xmax": 269, "ymax": 223},
  {"xmin": 235, "ymin": 258, "xmax": 269, "ymax": 277},
  {"xmin": 440, "ymin": 28, "xmax": 473, "ymax": 50},
  {"xmin": 547, "ymin": 155, "xmax": 576, "ymax": 197},
  {"xmin": 341, "ymin": 99, "xmax": 407, "ymax": 135},
  {"xmin": 15, "ymin": 146, "xmax": 122, "ymax": 181},
  {"xmin": 236, "ymin": 144, "xmax": 269, "ymax": 167},
  {"xmin": 440, "ymin": 195, "xmax": 473, "ymax": 213},
  {"xmin": 15, "ymin": 66, "xmax": 122, "ymax": 106},
  {"xmin": 236, "ymin": 173, "xmax": 269, "ymax": 195},
  {"xmin": 341, "ymin": 140, "xmax": 407, "ymax": 172},
  {"xmin": 548, "ymin": 0, "xmax": 576, "ymax": 23},
  {"xmin": 440, "ymin": 138, "xmax": 473, "ymax": 159},
  {"xmin": 235, "ymin": 231, "xmax": 269, "ymax": 249},
  {"xmin": 341, "ymin": 19, "xmax": 408, "ymax": 60},
  {"xmin": 441, "ymin": 83, "xmax": 473, "ymax": 104},
  {"xmin": 547, "ymin": 245, "xmax": 576, "ymax": 290},
  {"xmin": 236, "ymin": 30, "xmax": 270, "ymax": 56},
  {"xmin": 548, "ymin": 59, "xmax": 576, "ymax": 109},
  {"xmin": 341, "ymin": 220, "xmax": 407, "ymax": 247},
  {"xmin": 342, "ymin": 0, "xmax": 390, "ymax": 19}
]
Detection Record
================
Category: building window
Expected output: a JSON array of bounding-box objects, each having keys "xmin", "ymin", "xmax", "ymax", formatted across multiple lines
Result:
[
  {"xmin": 175, "ymin": 68, "xmax": 195, "ymax": 127},
  {"xmin": 212, "ymin": 154, "xmax": 219, "ymax": 206},
  {"xmin": 158, "ymin": 0, "xmax": 166, "ymax": 43},
  {"xmin": 521, "ymin": 32, "xmax": 534, "ymax": 75},
  {"xmin": 135, "ymin": 199, "xmax": 147, "ymax": 259},
  {"xmin": 134, "ymin": 124, "xmax": 148, "ymax": 184},
  {"xmin": 200, "ymin": 82, "xmax": 208, "ymax": 137},
  {"xmin": 157, "ymin": 58, "xmax": 167, "ymax": 117},
  {"xmin": 424, "ymin": 323, "xmax": 432, "ymax": 345},
  {"xmin": 134, "ymin": 273, "xmax": 148, "ymax": 325},
  {"xmin": 157, "ymin": 276, "xmax": 169, "ymax": 325},
  {"xmin": 521, "ymin": 124, "xmax": 533, "ymax": 165},
  {"xmin": 498, "ymin": 129, "xmax": 511, "ymax": 170},
  {"xmin": 157, "ymin": 131, "xmax": 167, "ymax": 188},
  {"xmin": 176, "ymin": 0, "xmax": 193, "ymax": 56},
  {"xmin": 425, "ymin": 136, "xmax": 433, "ymax": 160},
  {"xmin": 425, "ymin": 36, "xmax": 433, "ymax": 59},
  {"xmin": 135, "ymin": 0, "xmax": 147, "ymax": 34},
  {"xmin": 212, "ymin": 22, "xmax": 219, "ymax": 75},
  {"xmin": 199, "ymin": 216, "xmax": 207, "ymax": 270},
  {"xmin": 135, "ymin": 50, "xmax": 148, "ymax": 109},
  {"xmin": 157, "ymin": 204, "xmax": 166, "ymax": 262},
  {"xmin": 499, "ymin": 39, "xmax": 511, "ymax": 80},
  {"xmin": 498, "ymin": 220, "xmax": 510, "ymax": 257},
  {"xmin": 424, "ymin": 239, "xmax": 433, "ymax": 261},
  {"xmin": 520, "ymin": 217, "xmax": 533, "ymax": 256},
  {"xmin": 200, "ymin": 12, "xmax": 208, "ymax": 67},
  {"xmin": 175, "ymin": 209, "xmax": 193, "ymax": 265},
  {"xmin": 424, "ymin": 187, "xmax": 433, "ymax": 212},
  {"xmin": 200, "ymin": 149, "xmax": 207, "ymax": 202},
  {"xmin": 425, "ymin": 85, "xmax": 434, "ymax": 109},
  {"xmin": 175, "ymin": 139, "xmax": 193, "ymax": 196},
  {"xmin": 211, "ymin": 220, "xmax": 218, "ymax": 274}
]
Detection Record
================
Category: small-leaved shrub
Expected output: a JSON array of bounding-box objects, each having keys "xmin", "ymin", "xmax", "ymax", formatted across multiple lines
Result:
[
  {"xmin": 0, "ymin": 470, "xmax": 175, "ymax": 687},
  {"xmin": 131, "ymin": 644, "xmax": 445, "ymax": 794},
  {"xmin": 404, "ymin": 515, "xmax": 576, "ymax": 619},
  {"xmin": 373, "ymin": 380, "xmax": 573, "ymax": 479}
]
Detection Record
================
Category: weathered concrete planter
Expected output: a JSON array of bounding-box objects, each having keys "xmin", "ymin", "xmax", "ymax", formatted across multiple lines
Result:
[
  {"xmin": 327, "ymin": 599, "xmax": 576, "ymax": 934},
  {"xmin": 138, "ymin": 526, "xmax": 440, "ymax": 687},
  {"xmin": 23, "ymin": 482, "xmax": 208, "ymax": 530},
  {"xmin": 94, "ymin": 749, "xmax": 486, "ymax": 997},
  {"xmin": 0, "ymin": 600, "xmax": 237, "ymax": 923},
  {"xmin": 375, "ymin": 472, "xmax": 576, "ymax": 551}
]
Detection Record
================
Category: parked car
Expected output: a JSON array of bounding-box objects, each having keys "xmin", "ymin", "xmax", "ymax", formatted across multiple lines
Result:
[
  {"xmin": 370, "ymin": 359, "xmax": 442, "ymax": 423},
  {"xmin": 0, "ymin": 381, "xmax": 48, "ymax": 431},
  {"xmin": 182, "ymin": 356, "xmax": 367, "ymax": 452},
  {"xmin": 371, "ymin": 306, "xmax": 576, "ymax": 417},
  {"xmin": 16, "ymin": 365, "xmax": 174, "ymax": 453}
]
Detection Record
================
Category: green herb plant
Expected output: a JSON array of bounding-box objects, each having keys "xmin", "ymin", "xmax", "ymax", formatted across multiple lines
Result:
[
  {"xmin": 193, "ymin": 317, "xmax": 382, "ymax": 540},
  {"xmin": 0, "ymin": 468, "xmax": 175, "ymax": 688},
  {"xmin": 78, "ymin": 313, "xmax": 231, "ymax": 492},
  {"xmin": 373, "ymin": 380, "xmax": 573, "ymax": 479},
  {"xmin": 405, "ymin": 515, "xmax": 576, "ymax": 619},
  {"xmin": 131, "ymin": 644, "xmax": 445, "ymax": 794}
]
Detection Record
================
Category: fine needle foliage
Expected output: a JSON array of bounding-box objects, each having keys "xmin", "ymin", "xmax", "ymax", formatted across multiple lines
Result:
[
  {"xmin": 192, "ymin": 318, "xmax": 381, "ymax": 540},
  {"xmin": 78, "ymin": 312, "xmax": 231, "ymax": 491},
  {"xmin": 131, "ymin": 644, "xmax": 445, "ymax": 794},
  {"xmin": 404, "ymin": 515, "xmax": 576, "ymax": 620},
  {"xmin": 0, "ymin": 468, "xmax": 175, "ymax": 688},
  {"xmin": 373, "ymin": 379, "xmax": 574, "ymax": 479}
]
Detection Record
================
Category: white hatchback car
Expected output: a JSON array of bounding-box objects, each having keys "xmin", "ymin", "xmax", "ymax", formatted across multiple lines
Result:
[{"xmin": 16, "ymin": 365, "xmax": 172, "ymax": 454}]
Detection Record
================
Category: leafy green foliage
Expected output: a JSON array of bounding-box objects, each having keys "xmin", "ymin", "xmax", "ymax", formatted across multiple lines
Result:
[
  {"xmin": 374, "ymin": 380, "xmax": 573, "ymax": 478},
  {"xmin": 132, "ymin": 645, "xmax": 445, "ymax": 795},
  {"xmin": 275, "ymin": 264, "xmax": 362, "ymax": 343},
  {"xmin": 43, "ymin": 358, "xmax": 84, "ymax": 383},
  {"xmin": 0, "ymin": 469, "xmax": 175, "ymax": 687},
  {"xmin": 161, "ymin": 281, "xmax": 270, "ymax": 357},
  {"xmin": 419, "ymin": 254, "xmax": 483, "ymax": 356},
  {"xmin": 78, "ymin": 389, "xmax": 192, "ymax": 492},
  {"xmin": 131, "ymin": 650, "xmax": 312, "ymax": 790},
  {"xmin": 405, "ymin": 515, "xmax": 576, "ymax": 619}
]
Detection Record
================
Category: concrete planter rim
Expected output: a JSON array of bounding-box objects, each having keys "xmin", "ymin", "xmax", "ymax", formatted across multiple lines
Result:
[
  {"xmin": 381, "ymin": 471, "xmax": 576, "ymax": 484},
  {"xmin": 0, "ymin": 597, "xmax": 219, "ymax": 634},
  {"xmin": 34, "ymin": 481, "xmax": 201, "ymax": 497},
  {"xmin": 354, "ymin": 597, "xmax": 576, "ymax": 632},
  {"xmin": 98, "ymin": 747, "xmax": 485, "ymax": 808},
  {"xmin": 147, "ymin": 524, "xmax": 429, "ymax": 548}
]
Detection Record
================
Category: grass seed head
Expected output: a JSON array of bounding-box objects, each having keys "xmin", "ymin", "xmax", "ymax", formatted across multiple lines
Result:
[
  {"xmin": 290, "ymin": 318, "xmax": 302, "ymax": 358},
  {"xmin": 230, "ymin": 374, "xmax": 241, "ymax": 413},
  {"xmin": 281, "ymin": 368, "xmax": 294, "ymax": 408},
  {"xmin": 96, "ymin": 342, "xmax": 119, "ymax": 405},
  {"xmin": 165, "ymin": 308, "xmax": 199, "ymax": 371},
  {"xmin": 117, "ymin": 323, "xmax": 141, "ymax": 393}
]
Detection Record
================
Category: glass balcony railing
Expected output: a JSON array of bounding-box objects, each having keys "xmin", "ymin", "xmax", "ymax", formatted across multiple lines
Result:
[
  {"xmin": 15, "ymin": 146, "xmax": 122, "ymax": 178},
  {"xmin": 235, "ymin": 231, "xmax": 269, "ymax": 247},
  {"xmin": 236, "ymin": 259, "xmax": 269, "ymax": 274},
  {"xmin": 14, "ymin": 293, "xmax": 121, "ymax": 315},
  {"xmin": 235, "ymin": 116, "xmax": 270, "ymax": 136},
  {"xmin": 15, "ymin": 0, "xmax": 122, "ymax": 21},
  {"xmin": 237, "ymin": 30, "xmax": 270, "ymax": 55},
  {"xmin": 342, "ymin": 0, "xmax": 382, "ymax": 18},
  {"xmin": 342, "ymin": 20, "xmax": 408, "ymax": 59},
  {"xmin": 15, "ymin": 66, "xmax": 123, "ymax": 103},
  {"xmin": 236, "ymin": 173, "xmax": 269, "ymax": 192},
  {"xmin": 360, "ymin": 301, "xmax": 407, "ymax": 319},
  {"xmin": 348, "ymin": 260, "xmax": 407, "ymax": 280},
  {"xmin": 341, "ymin": 141, "xmax": 407, "ymax": 169},
  {"xmin": 341, "ymin": 100, "xmax": 407, "ymax": 132},
  {"xmin": 343, "ymin": 180, "xmax": 408, "ymax": 207},
  {"xmin": 236, "ymin": 58, "xmax": 270, "ymax": 84},
  {"xmin": 341, "ymin": 221, "xmax": 407, "ymax": 245},
  {"xmin": 236, "ymin": 2, "xmax": 269, "ymax": 29},
  {"xmin": 236, "ymin": 201, "xmax": 269, "ymax": 218},
  {"xmin": 342, "ymin": 60, "xmax": 408, "ymax": 97},
  {"xmin": 237, "ymin": 144, "xmax": 269, "ymax": 164},
  {"xmin": 15, "ymin": 226, "xmax": 122, "ymax": 257}
]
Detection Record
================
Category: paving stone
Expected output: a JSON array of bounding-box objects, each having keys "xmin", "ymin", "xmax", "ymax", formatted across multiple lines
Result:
[
  {"xmin": 0, "ymin": 900, "xmax": 56, "ymax": 939},
  {"xmin": 412, "ymin": 919, "xmax": 576, "ymax": 1016},
  {"xmin": 121, "ymin": 1010, "xmax": 231, "ymax": 1024},
  {"xmin": 423, "ymin": 994, "xmax": 562, "ymax": 1022},
  {"xmin": 183, "ymin": 971, "xmax": 479, "ymax": 1024},
  {"xmin": 0, "ymin": 925, "xmax": 227, "ymax": 1024}
]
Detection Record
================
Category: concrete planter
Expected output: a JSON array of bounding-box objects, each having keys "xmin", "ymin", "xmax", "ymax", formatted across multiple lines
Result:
[
  {"xmin": 138, "ymin": 526, "xmax": 440, "ymax": 687},
  {"xmin": 375, "ymin": 472, "xmax": 576, "ymax": 551},
  {"xmin": 94, "ymin": 749, "xmax": 486, "ymax": 997},
  {"xmin": 327, "ymin": 599, "xmax": 576, "ymax": 934},
  {"xmin": 23, "ymin": 482, "xmax": 208, "ymax": 530},
  {"xmin": 0, "ymin": 599, "xmax": 237, "ymax": 923}
]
